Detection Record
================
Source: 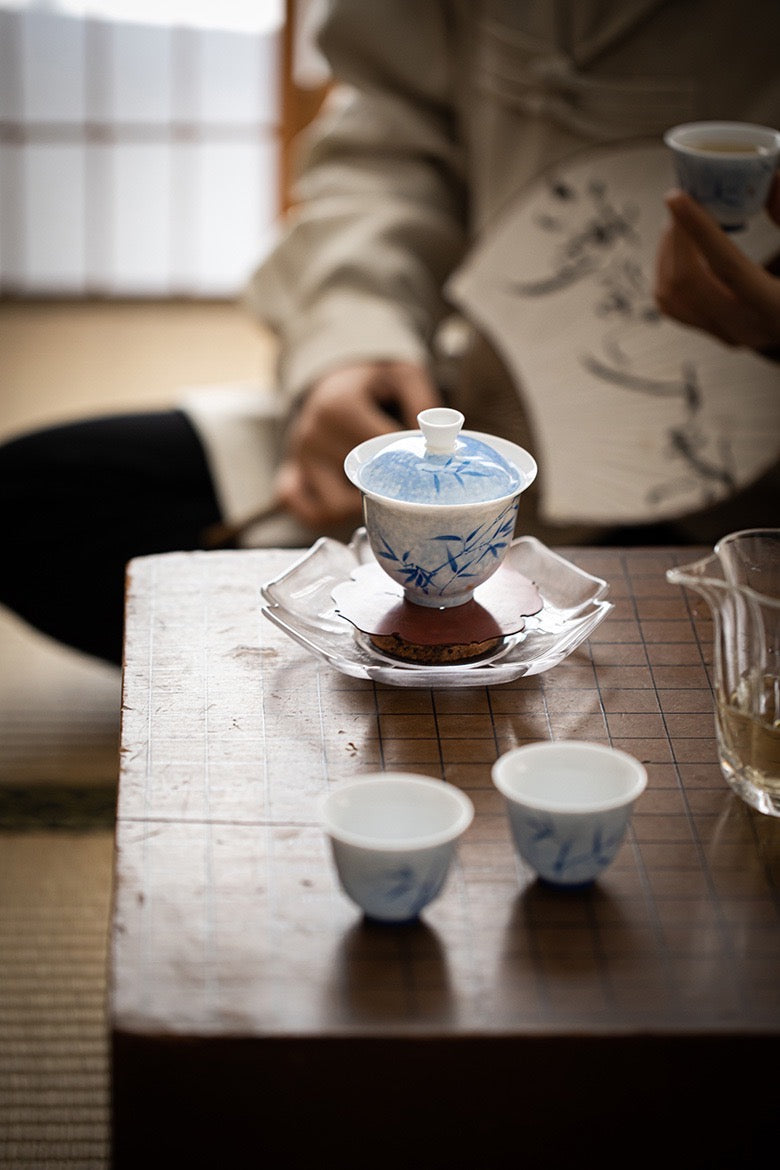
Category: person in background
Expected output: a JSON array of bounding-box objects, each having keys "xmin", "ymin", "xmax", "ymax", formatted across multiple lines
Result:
[{"xmin": 0, "ymin": 0, "xmax": 778, "ymax": 666}]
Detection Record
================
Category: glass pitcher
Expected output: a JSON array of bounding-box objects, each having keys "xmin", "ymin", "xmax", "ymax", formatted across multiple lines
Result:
[{"xmin": 666, "ymin": 528, "xmax": 780, "ymax": 817}]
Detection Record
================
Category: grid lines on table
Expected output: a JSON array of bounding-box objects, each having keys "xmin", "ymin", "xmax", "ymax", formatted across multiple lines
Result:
[{"xmin": 111, "ymin": 547, "xmax": 780, "ymax": 1040}]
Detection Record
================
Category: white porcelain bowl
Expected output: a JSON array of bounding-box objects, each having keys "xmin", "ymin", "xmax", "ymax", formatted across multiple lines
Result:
[
  {"xmin": 322, "ymin": 772, "xmax": 474, "ymax": 922},
  {"xmin": 492, "ymin": 741, "xmax": 647, "ymax": 886},
  {"xmin": 664, "ymin": 121, "xmax": 780, "ymax": 230},
  {"xmin": 344, "ymin": 409, "xmax": 537, "ymax": 609}
]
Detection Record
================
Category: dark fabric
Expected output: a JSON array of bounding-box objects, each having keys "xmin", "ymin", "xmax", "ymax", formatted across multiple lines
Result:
[{"xmin": 0, "ymin": 409, "xmax": 223, "ymax": 666}]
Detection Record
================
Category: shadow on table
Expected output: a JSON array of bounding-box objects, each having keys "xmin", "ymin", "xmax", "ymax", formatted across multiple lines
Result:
[{"xmin": 331, "ymin": 915, "xmax": 455, "ymax": 1025}]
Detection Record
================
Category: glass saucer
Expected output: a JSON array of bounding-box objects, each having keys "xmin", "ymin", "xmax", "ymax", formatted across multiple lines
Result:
[{"xmin": 260, "ymin": 529, "xmax": 613, "ymax": 688}]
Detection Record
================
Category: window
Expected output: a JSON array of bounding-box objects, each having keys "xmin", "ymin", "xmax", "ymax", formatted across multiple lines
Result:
[{"xmin": 0, "ymin": 1, "xmax": 285, "ymax": 295}]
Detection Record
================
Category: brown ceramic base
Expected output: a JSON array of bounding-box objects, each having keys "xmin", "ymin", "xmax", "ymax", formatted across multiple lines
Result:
[{"xmin": 332, "ymin": 560, "xmax": 543, "ymax": 665}]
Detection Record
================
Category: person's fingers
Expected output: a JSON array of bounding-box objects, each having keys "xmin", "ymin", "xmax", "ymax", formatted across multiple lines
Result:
[
  {"xmin": 661, "ymin": 189, "xmax": 780, "ymax": 348},
  {"xmin": 664, "ymin": 190, "xmax": 774, "ymax": 302},
  {"xmin": 654, "ymin": 214, "xmax": 732, "ymax": 340},
  {"xmin": 765, "ymin": 172, "xmax": 780, "ymax": 226},
  {"xmin": 299, "ymin": 389, "xmax": 384, "ymax": 456},
  {"xmin": 274, "ymin": 361, "xmax": 442, "ymax": 530},
  {"xmin": 274, "ymin": 456, "xmax": 360, "ymax": 530},
  {"xmin": 380, "ymin": 362, "xmax": 441, "ymax": 428},
  {"xmin": 295, "ymin": 362, "xmax": 441, "ymax": 462}
]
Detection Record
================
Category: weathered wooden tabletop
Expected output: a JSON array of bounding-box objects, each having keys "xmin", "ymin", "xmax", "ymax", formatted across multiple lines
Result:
[{"xmin": 110, "ymin": 544, "xmax": 779, "ymax": 1169}]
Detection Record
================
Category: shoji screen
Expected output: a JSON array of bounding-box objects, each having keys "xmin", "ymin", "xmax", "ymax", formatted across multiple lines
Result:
[{"xmin": 0, "ymin": 5, "xmax": 282, "ymax": 296}]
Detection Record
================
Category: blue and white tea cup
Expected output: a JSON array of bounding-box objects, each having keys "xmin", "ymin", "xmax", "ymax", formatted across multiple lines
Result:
[
  {"xmin": 322, "ymin": 772, "xmax": 474, "ymax": 923},
  {"xmin": 492, "ymin": 741, "xmax": 647, "ymax": 887},
  {"xmin": 664, "ymin": 121, "xmax": 780, "ymax": 230}
]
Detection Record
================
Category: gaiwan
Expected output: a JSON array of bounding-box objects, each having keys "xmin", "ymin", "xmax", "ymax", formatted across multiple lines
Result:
[{"xmin": 344, "ymin": 408, "xmax": 537, "ymax": 608}]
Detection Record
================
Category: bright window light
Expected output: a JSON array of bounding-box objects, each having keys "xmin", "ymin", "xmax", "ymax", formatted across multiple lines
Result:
[{"xmin": 0, "ymin": 1, "xmax": 284, "ymax": 34}]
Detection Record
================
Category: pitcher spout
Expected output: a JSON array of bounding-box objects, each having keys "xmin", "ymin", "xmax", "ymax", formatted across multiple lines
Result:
[{"xmin": 665, "ymin": 550, "xmax": 728, "ymax": 610}]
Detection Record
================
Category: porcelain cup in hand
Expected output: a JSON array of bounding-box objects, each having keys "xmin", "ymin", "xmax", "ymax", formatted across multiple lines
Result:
[
  {"xmin": 664, "ymin": 121, "xmax": 780, "ymax": 230},
  {"xmin": 322, "ymin": 772, "xmax": 474, "ymax": 922},
  {"xmin": 492, "ymin": 741, "xmax": 647, "ymax": 886}
]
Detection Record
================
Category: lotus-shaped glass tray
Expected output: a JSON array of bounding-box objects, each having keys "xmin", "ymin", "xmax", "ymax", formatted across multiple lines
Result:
[{"xmin": 260, "ymin": 529, "xmax": 612, "ymax": 688}]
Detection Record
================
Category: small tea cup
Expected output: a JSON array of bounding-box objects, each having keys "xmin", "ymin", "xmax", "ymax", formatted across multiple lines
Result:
[
  {"xmin": 322, "ymin": 772, "xmax": 474, "ymax": 922},
  {"xmin": 492, "ymin": 741, "xmax": 647, "ymax": 887},
  {"xmin": 664, "ymin": 121, "xmax": 780, "ymax": 230}
]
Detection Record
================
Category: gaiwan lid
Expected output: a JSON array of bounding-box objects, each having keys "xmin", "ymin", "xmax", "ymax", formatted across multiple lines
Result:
[{"xmin": 352, "ymin": 408, "xmax": 526, "ymax": 505}]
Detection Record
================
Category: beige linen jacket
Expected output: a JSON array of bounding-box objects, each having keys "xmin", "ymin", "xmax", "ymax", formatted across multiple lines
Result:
[{"xmin": 184, "ymin": 0, "xmax": 780, "ymax": 544}]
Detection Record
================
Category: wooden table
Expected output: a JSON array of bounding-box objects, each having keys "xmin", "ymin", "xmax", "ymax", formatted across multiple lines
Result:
[{"xmin": 110, "ymin": 545, "xmax": 779, "ymax": 1169}]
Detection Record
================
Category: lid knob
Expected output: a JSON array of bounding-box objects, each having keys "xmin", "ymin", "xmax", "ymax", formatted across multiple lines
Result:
[{"xmin": 418, "ymin": 407, "xmax": 465, "ymax": 455}]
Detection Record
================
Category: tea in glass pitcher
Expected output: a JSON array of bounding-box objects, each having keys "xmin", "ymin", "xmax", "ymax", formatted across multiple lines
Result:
[{"xmin": 667, "ymin": 529, "xmax": 780, "ymax": 817}]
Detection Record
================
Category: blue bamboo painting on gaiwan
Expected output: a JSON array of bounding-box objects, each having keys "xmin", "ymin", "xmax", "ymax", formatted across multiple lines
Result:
[
  {"xmin": 415, "ymin": 452, "xmax": 498, "ymax": 498},
  {"xmin": 374, "ymin": 500, "xmax": 519, "ymax": 599}
]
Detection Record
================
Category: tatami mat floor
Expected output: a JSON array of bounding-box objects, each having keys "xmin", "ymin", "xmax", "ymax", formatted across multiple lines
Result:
[
  {"xmin": 0, "ymin": 297, "xmax": 275, "ymax": 1168},
  {"xmin": 0, "ymin": 832, "xmax": 114, "ymax": 1169}
]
